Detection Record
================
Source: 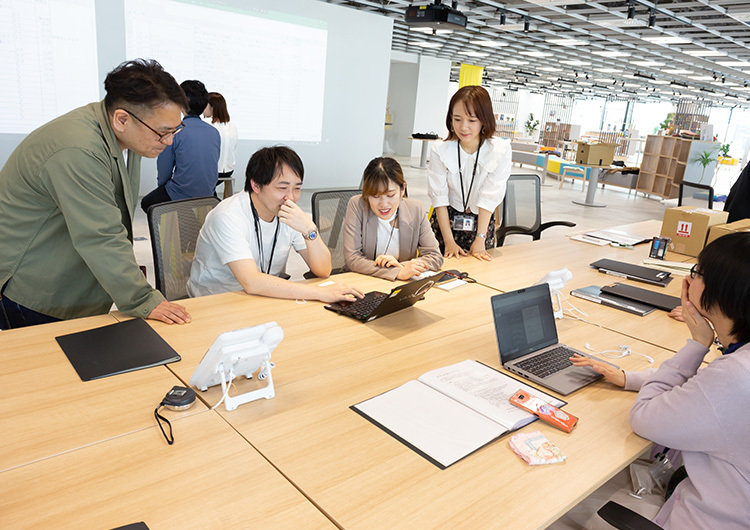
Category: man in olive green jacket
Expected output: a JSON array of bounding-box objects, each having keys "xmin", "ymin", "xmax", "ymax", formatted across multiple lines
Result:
[{"xmin": 0, "ymin": 59, "xmax": 192, "ymax": 329}]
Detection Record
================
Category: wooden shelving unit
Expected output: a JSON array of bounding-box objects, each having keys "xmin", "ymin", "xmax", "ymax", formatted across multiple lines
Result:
[
  {"xmin": 636, "ymin": 135, "xmax": 717, "ymax": 199},
  {"xmin": 540, "ymin": 122, "xmax": 572, "ymax": 151}
]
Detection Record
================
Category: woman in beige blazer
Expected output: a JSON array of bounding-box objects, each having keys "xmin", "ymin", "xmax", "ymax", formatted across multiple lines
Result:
[{"xmin": 343, "ymin": 157, "xmax": 443, "ymax": 281}]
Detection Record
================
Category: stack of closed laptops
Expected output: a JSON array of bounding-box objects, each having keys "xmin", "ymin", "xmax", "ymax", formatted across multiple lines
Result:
[
  {"xmin": 571, "ymin": 282, "xmax": 681, "ymax": 317},
  {"xmin": 590, "ymin": 258, "xmax": 673, "ymax": 287}
]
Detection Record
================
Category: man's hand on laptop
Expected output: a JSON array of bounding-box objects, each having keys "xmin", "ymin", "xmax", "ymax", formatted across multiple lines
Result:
[
  {"xmin": 569, "ymin": 354, "xmax": 625, "ymax": 387},
  {"xmin": 148, "ymin": 300, "xmax": 191, "ymax": 325},
  {"xmin": 318, "ymin": 284, "xmax": 365, "ymax": 304}
]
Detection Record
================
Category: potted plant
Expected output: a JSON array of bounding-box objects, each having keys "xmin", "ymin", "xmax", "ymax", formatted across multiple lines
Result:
[
  {"xmin": 719, "ymin": 143, "xmax": 730, "ymax": 157},
  {"xmin": 524, "ymin": 113, "xmax": 540, "ymax": 140},
  {"xmin": 691, "ymin": 147, "xmax": 718, "ymax": 185}
]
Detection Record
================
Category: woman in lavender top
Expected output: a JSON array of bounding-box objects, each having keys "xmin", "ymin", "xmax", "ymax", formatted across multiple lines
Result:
[{"xmin": 571, "ymin": 232, "xmax": 750, "ymax": 529}]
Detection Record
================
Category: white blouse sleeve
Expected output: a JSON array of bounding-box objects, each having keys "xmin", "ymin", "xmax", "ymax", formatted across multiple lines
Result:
[{"xmin": 475, "ymin": 139, "xmax": 512, "ymax": 213}]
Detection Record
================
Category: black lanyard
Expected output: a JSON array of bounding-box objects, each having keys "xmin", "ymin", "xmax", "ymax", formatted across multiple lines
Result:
[
  {"xmin": 373, "ymin": 208, "xmax": 398, "ymax": 260},
  {"xmin": 250, "ymin": 196, "xmax": 280, "ymax": 275},
  {"xmin": 457, "ymin": 140, "xmax": 482, "ymax": 213}
]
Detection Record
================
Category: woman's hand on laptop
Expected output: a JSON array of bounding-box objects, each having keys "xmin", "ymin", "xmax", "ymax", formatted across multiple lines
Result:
[
  {"xmin": 569, "ymin": 354, "xmax": 625, "ymax": 387},
  {"xmin": 318, "ymin": 284, "xmax": 365, "ymax": 304}
]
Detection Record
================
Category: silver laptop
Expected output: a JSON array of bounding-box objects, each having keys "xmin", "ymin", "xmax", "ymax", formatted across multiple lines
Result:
[{"xmin": 491, "ymin": 283, "xmax": 615, "ymax": 395}]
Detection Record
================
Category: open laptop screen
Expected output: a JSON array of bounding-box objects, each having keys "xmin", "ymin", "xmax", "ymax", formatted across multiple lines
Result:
[{"xmin": 491, "ymin": 284, "xmax": 559, "ymax": 363}]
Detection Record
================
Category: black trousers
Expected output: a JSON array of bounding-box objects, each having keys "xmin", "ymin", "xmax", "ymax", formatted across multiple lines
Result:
[{"xmin": 140, "ymin": 185, "xmax": 172, "ymax": 214}]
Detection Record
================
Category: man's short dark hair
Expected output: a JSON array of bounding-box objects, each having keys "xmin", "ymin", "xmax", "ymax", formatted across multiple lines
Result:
[
  {"xmin": 245, "ymin": 146, "xmax": 304, "ymax": 192},
  {"xmin": 180, "ymin": 80, "xmax": 210, "ymax": 116},
  {"xmin": 697, "ymin": 231, "xmax": 750, "ymax": 342},
  {"xmin": 104, "ymin": 59, "xmax": 188, "ymax": 114}
]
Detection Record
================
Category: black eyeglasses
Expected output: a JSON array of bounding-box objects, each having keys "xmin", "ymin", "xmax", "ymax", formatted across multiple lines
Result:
[
  {"xmin": 120, "ymin": 108, "xmax": 184, "ymax": 144},
  {"xmin": 690, "ymin": 263, "xmax": 702, "ymax": 279}
]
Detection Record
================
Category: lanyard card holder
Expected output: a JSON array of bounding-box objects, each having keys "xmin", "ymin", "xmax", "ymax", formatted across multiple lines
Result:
[{"xmin": 452, "ymin": 214, "xmax": 475, "ymax": 232}]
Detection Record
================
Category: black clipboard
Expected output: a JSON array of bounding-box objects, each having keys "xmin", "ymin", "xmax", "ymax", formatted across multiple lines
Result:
[{"xmin": 56, "ymin": 319, "xmax": 180, "ymax": 381}]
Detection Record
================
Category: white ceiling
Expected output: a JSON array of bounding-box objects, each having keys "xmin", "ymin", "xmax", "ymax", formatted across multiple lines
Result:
[{"xmin": 321, "ymin": 0, "xmax": 750, "ymax": 107}]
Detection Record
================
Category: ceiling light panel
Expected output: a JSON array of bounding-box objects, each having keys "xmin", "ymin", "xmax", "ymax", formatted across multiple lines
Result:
[{"xmin": 470, "ymin": 40, "xmax": 507, "ymax": 47}]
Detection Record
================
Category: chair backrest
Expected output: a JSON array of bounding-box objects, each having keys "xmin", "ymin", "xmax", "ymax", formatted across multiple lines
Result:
[
  {"xmin": 500, "ymin": 174, "xmax": 542, "ymax": 233},
  {"xmin": 147, "ymin": 196, "xmax": 220, "ymax": 300},
  {"xmin": 310, "ymin": 189, "xmax": 360, "ymax": 273},
  {"xmin": 678, "ymin": 181, "xmax": 714, "ymax": 209}
]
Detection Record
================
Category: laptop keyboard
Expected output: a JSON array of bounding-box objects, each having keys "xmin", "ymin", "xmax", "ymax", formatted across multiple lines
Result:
[
  {"xmin": 339, "ymin": 291, "xmax": 388, "ymax": 319},
  {"xmin": 516, "ymin": 346, "xmax": 575, "ymax": 378}
]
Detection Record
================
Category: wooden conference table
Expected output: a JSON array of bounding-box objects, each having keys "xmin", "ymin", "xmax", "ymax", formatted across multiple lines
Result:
[{"xmin": 2, "ymin": 220, "xmax": 703, "ymax": 528}]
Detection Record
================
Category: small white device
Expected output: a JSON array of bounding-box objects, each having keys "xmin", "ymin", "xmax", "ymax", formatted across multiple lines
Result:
[
  {"xmin": 189, "ymin": 322, "xmax": 283, "ymax": 411},
  {"xmin": 534, "ymin": 268, "xmax": 573, "ymax": 319}
]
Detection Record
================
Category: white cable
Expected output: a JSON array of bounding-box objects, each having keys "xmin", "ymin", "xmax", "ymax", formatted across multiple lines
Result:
[
  {"xmin": 557, "ymin": 290, "xmax": 588, "ymax": 317},
  {"xmin": 210, "ymin": 369, "xmax": 237, "ymax": 410},
  {"xmin": 585, "ymin": 343, "xmax": 654, "ymax": 363}
]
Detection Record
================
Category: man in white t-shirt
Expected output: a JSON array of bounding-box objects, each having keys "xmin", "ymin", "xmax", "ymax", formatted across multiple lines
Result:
[{"xmin": 188, "ymin": 146, "xmax": 363, "ymax": 303}]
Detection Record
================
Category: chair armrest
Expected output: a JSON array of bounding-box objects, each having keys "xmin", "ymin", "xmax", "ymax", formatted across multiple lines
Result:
[
  {"xmin": 539, "ymin": 220, "xmax": 576, "ymax": 233},
  {"xmin": 597, "ymin": 501, "xmax": 662, "ymax": 530}
]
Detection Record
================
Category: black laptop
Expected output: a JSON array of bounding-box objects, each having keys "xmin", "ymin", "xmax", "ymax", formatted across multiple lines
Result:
[
  {"xmin": 600, "ymin": 282, "xmax": 681, "ymax": 312},
  {"xmin": 324, "ymin": 272, "xmax": 446, "ymax": 323},
  {"xmin": 590, "ymin": 258, "xmax": 673, "ymax": 287},
  {"xmin": 491, "ymin": 283, "xmax": 617, "ymax": 395}
]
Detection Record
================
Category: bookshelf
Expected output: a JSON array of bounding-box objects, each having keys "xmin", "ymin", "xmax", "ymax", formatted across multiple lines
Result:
[{"xmin": 636, "ymin": 135, "xmax": 718, "ymax": 199}]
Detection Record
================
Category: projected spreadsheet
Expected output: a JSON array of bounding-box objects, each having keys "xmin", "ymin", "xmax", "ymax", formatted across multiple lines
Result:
[{"xmin": 125, "ymin": 0, "xmax": 327, "ymax": 142}]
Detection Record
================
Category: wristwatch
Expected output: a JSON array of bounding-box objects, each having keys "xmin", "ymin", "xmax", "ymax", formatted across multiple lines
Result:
[
  {"xmin": 476, "ymin": 232, "xmax": 487, "ymax": 238},
  {"xmin": 303, "ymin": 228, "xmax": 318, "ymax": 241}
]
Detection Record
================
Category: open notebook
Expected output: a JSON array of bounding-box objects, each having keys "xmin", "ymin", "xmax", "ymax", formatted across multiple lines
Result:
[{"xmin": 351, "ymin": 360, "xmax": 565, "ymax": 469}]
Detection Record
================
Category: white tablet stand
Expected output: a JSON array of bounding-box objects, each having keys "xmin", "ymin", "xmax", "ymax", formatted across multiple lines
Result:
[
  {"xmin": 189, "ymin": 322, "xmax": 283, "ymax": 411},
  {"xmin": 534, "ymin": 268, "xmax": 573, "ymax": 320}
]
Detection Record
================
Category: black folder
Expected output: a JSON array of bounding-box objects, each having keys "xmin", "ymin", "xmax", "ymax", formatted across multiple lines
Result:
[
  {"xmin": 600, "ymin": 282, "xmax": 681, "ymax": 312},
  {"xmin": 56, "ymin": 319, "xmax": 180, "ymax": 381},
  {"xmin": 590, "ymin": 258, "xmax": 673, "ymax": 287}
]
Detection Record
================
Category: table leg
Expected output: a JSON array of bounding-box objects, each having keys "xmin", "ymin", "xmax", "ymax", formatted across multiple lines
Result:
[
  {"xmin": 572, "ymin": 168, "xmax": 606, "ymax": 208},
  {"xmin": 411, "ymin": 140, "xmax": 430, "ymax": 169},
  {"xmin": 540, "ymin": 153, "xmax": 552, "ymax": 187}
]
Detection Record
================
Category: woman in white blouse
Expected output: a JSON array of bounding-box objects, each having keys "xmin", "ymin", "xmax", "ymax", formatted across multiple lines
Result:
[
  {"xmin": 343, "ymin": 157, "xmax": 443, "ymax": 280},
  {"xmin": 204, "ymin": 92, "xmax": 238, "ymax": 189},
  {"xmin": 428, "ymin": 85, "xmax": 511, "ymax": 260}
]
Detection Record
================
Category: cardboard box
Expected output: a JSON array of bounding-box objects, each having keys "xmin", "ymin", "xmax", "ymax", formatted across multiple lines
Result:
[
  {"xmin": 706, "ymin": 218, "xmax": 750, "ymax": 246},
  {"xmin": 576, "ymin": 143, "xmax": 618, "ymax": 166},
  {"xmin": 660, "ymin": 206, "xmax": 729, "ymax": 257}
]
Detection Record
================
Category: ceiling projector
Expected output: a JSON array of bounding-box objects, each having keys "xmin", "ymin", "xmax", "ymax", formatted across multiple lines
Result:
[{"xmin": 405, "ymin": 2, "xmax": 468, "ymax": 29}]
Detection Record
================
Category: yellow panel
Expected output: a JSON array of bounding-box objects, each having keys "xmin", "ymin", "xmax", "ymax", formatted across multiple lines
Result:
[{"xmin": 458, "ymin": 64, "xmax": 483, "ymax": 87}]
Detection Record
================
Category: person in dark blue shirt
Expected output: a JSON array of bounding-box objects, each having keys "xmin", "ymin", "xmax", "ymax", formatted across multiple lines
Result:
[{"xmin": 141, "ymin": 79, "xmax": 220, "ymax": 212}]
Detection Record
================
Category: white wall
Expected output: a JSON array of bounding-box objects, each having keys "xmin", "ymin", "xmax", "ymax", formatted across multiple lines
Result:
[
  {"xmin": 387, "ymin": 60, "xmax": 419, "ymax": 156},
  {"xmin": 0, "ymin": 0, "xmax": 393, "ymax": 192},
  {"xmin": 411, "ymin": 56, "xmax": 451, "ymax": 156}
]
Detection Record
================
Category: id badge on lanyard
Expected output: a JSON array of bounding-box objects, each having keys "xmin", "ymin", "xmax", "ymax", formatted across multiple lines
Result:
[{"xmin": 452, "ymin": 214, "xmax": 474, "ymax": 231}]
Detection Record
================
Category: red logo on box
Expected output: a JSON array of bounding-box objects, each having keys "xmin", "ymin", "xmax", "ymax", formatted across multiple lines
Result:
[{"xmin": 676, "ymin": 221, "xmax": 692, "ymax": 237}]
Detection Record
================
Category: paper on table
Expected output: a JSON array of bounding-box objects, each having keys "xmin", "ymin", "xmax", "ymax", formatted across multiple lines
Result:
[
  {"xmin": 418, "ymin": 360, "xmax": 564, "ymax": 431},
  {"xmin": 354, "ymin": 380, "xmax": 506, "ymax": 468}
]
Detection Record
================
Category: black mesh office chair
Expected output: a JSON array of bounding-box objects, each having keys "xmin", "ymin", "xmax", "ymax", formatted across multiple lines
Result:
[
  {"xmin": 308, "ymin": 189, "xmax": 361, "ymax": 277},
  {"xmin": 147, "ymin": 196, "xmax": 220, "ymax": 300},
  {"xmin": 678, "ymin": 181, "xmax": 713, "ymax": 209},
  {"xmin": 495, "ymin": 174, "xmax": 576, "ymax": 246}
]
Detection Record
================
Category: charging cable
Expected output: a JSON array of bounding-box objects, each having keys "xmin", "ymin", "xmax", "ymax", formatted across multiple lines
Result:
[{"xmin": 585, "ymin": 343, "xmax": 655, "ymax": 364}]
